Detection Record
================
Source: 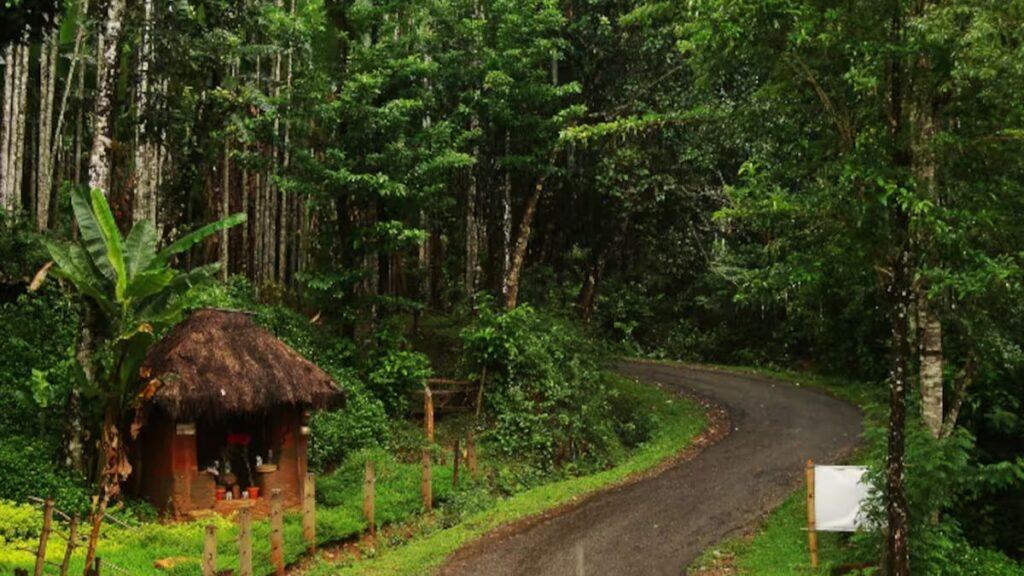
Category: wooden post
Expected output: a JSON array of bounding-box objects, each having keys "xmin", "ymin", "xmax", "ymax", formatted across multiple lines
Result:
[
  {"xmin": 424, "ymin": 386, "xmax": 435, "ymax": 441},
  {"xmin": 363, "ymin": 460, "xmax": 376, "ymax": 537},
  {"xmin": 452, "ymin": 437, "xmax": 461, "ymax": 487},
  {"xmin": 92, "ymin": 557, "xmax": 101, "ymax": 576},
  {"xmin": 466, "ymin": 430, "xmax": 477, "ymax": 477},
  {"xmin": 34, "ymin": 498, "xmax": 54, "ymax": 576},
  {"xmin": 60, "ymin": 515, "xmax": 78, "ymax": 576},
  {"xmin": 422, "ymin": 387, "xmax": 434, "ymax": 512},
  {"xmin": 806, "ymin": 459, "xmax": 819, "ymax": 569},
  {"xmin": 302, "ymin": 473, "xmax": 316, "ymax": 553},
  {"xmin": 237, "ymin": 508, "xmax": 252, "ymax": 576},
  {"xmin": 270, "ymin": 490, "xmax": 284, "ymax": 576},
  {"xmin": 202, "ymin": 525, "xmax": 217, "ymax": 576}
]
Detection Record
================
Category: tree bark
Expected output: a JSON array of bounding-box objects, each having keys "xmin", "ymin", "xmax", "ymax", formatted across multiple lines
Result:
[
  {"xmin": 220, "ymin": 141, "xmax": 231, "ymax": 279},
  {"xmin": 37, "ymin": 22, "xmax": 60, "ymax": 229},
  {"xmin": 11, "ymin": 40, "xmax": 29, "ymax": 212},
  {"xmin": 886, "ymin": 248, "xmax": 912, "ymax": 576},
  {"xmin": 88, "ymin": 0, "xmax": 126, "ymax": 193},
  {"xmin": 0, "ymin": 44, "xmax": 14, "ymax": 208},
  {"xmin": 465, "ymin": 120, "xmax": 479, "ymax": 297},
  {"xmin": 52, "ymin": 0, "xmax": 91, "ymax": 192},
  {"xmin": 132, "ymin": 0, "xmax": 156, "ymax": 223},
  {"xmin": 917, "ymin": 297, "xmax": 943, "ymax": 437},
  {"xmin": 504, "ymin": 164, "xmax": 553, "ymax": 310}
]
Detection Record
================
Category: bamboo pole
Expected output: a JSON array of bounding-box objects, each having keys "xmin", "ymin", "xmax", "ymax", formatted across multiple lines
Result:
[
  {"xmin": 270, "ymin": 489, "xmax": 284, "ymax": 576},
  {"xmin": 806, "ymin": 459, "xmax": 818, "ymax": 569},
  {"xmin": 237, "ymin": 507, "xmax": 252, "ymax": 576},
  {"xmin": 363, "ymin": 460, "xmax": 376, "ymax": 537},
  {"xmin": 302, "ymin": 473, "xmax": 316, "ymax": 553},
  {"xmin": 202, "ymin": 525, "xmax": 217, "ymax": 576},
  {"xmin": 34, "ymin": 499, "xmax": 54, "ymax": 576}
]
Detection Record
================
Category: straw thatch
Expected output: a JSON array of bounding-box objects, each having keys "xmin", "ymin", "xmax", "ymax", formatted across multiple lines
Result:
[{"xmin": 142, "ymin": 309, "xmax": 343, "ymax": 420}]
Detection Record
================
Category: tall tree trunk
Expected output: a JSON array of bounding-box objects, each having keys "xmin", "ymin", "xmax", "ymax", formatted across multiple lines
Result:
[
  {"xmin": 504, "ymin": 171, "xmax": 549, "ymax": 310},
  {"xmin": 88, "ymin": 0, "xmax": 126, "ymax": 192},
  {"xmin": 917, "ymin": 297, "xmax": 943, "ymax": 436},
  {"xmin": 11, "ymin": 39, "xmax": 29, "ymax": 212},
  {"xmin": 132, "ymin": 0, "xmax": 156, "ymax": 223},
  {"xmin": 220, "ymin": 141, "xmax": 231, "ymax": 279},
  {"xmin": 886, "ymin": 247, "xmax": 912, "ymax": 576},
  {"xmin": 465, "ymin": 119, "xmax": 479, "ymax": 297},
  {"xmin": 500, "ymin": 131, "xmax": 512, "ymax": 300},
  {"xmin": 37, "ymin": 22, "xmax": 60, "ymax": 229},
  {"xmin": 910, "ymin": 27, "xmax": 943, "ymax": 438},
  {"xmin": 0, "ymin": 44, "xmax": 14, "ymax": 207}
]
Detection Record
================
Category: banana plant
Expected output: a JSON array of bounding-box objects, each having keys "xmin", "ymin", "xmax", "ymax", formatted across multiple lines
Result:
[{"xmin": 44, "ymin": 189, "xmax": 246, "ymax": 408}]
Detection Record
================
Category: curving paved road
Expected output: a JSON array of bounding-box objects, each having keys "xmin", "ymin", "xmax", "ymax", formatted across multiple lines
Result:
[{"xmin": 440, "ymin": 361, "xmax": 862, "ymax": 576}]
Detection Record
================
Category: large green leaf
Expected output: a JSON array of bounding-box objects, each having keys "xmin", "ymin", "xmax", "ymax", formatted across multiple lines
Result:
[
  {"xmin": 155, "ymin": 213, "xmax": 247, "ymax": 266},
  {"xmin": 125, "ymin": 268, "xmax": 176, "ymax": 301},
  {"xmin": 71, "ymin": 189, "xmax": 117, "ymax": 283},
  {"xmin": 124, "ymin": 219, "xmax": 158, "ymax": 278},
  {"xmin": 89, "ymin": 189, "xmax": 128, "ymax": 300},
  {"xmin": 42, "ymin": 240, "xmax": 115, "ymax": 314}
]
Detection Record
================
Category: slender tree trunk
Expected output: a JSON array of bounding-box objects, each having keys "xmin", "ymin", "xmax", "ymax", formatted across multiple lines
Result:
[
  {"xmin": 0, "ymin": 44, "xmax": 14, "ymax": 207},
  {"xmin": 89, "ymin": 0, "xmax": 126, "ymax": 192},
  {"xmin": 504, "ymin": 167, "xmax": 551, "ymax": 310},
  {"xmin": 465, "ymin": 119, "xmax": 479, "ymax": 297},
  {"xmin": 37, "ymin": 22, "xmax": 60, "ymax": 229},
  {"xmin": 132, "ymin": 0, "xmax": 156, "ymax": 223},
  {"xmin": 886, "ymin": 247, "xmax": 912, "ymax": 576},
  {"xmin": 220, "ymin": 141, "xmax": 231, "ymax": 279},
  {"xmin": 10, "ymin": 40, "xmax": 29, "ymax": 212},
  {"xmin": 917, "ymin": 297, "xmax": 943, "ymax": 436},
  {"xmin": 500, "ymin": 132, "xmax": 513, "ymax": 300}
]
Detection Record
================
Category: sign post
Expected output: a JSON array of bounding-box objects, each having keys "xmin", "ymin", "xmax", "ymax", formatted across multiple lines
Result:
[{"xmin": 806, "ymin": 460, "xmax": 818, "ymax": 569}]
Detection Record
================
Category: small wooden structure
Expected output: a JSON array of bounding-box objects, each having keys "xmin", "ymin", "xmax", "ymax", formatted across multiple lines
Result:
[{"xmin": 134, "ymin": 309, "xmax": 342, "ymax": 518}]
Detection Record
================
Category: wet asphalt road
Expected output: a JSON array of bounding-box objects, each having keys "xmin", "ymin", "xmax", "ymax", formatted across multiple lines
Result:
[{"xmin": 439, "ymin": 361, "xmax": 862, "ymax": 576}]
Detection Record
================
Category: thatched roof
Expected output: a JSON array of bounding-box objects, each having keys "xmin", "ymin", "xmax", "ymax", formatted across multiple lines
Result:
[{"xmin": 142, "ymin": 309, "xmax": 343, "ymax": 420}]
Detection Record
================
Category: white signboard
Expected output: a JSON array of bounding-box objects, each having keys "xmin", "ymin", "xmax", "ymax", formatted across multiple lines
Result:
[{"xmin": 814, "ymin": 465, "xmax": 870, "ymax": 532}]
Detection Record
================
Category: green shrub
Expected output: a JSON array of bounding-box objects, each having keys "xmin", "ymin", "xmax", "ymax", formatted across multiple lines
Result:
[
  {"xmin": 310, "ymin": 382, "xmax": 389, "ymax": 471},
  {"xmin": 0, "ymin": 501, "xmax": 42, "ymax": 544},
  {"xmin": 367, "ymin": 337, "xmax": 431, "ymax": 416},
  {"xmin": 0, "ymin": 436, "xmax": 89, "ymax": 514},
  {"xmin": 462, "ymin": 304, "xmax": 621, "ymax": 472}
]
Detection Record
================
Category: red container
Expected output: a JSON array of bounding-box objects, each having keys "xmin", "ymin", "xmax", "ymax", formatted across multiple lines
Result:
[
  {"xmin": 247, "ymin": 487, "xmax": 260, "ymax": 500},
  {"xmin": 215, "ymin": 487, "xmax": 227, "ymax": 501}
]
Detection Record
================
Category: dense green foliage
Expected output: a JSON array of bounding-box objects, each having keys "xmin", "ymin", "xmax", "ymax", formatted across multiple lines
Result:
[{"xmin": 1, "ymin": 0, "xmax": 1022, "ymax": 571}]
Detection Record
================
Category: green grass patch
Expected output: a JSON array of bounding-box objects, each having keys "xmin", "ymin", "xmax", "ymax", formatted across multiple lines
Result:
[{"xmin": 306, "ymin": 373, "xmax": 706, "ymax": 575}]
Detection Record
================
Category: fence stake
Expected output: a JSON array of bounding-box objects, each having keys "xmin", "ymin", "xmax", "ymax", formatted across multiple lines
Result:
[
  {"xmin": 302, "ymin": 473, "xmax": 316, "ymax": 553},
  {"xmin": 422, "ymin": 387, "xmax": 434, "ymax": 512},
  {"xmin": 452, "ymin": 437, "xmax": 461, "ymax": 487},
  {"xmin": 270, "ymin": 490, "xmax": 285, "ymax": 576},
  {"xmin": 59, "ymin": 514, "xmax": 78, "ymax": 576},
  {"xmin": 806, "ymin": 459, "xmax": 819, "ymax": 569},
  {"xmin": 237, "ymin": 508, "xmax": 252, "ymax": 576},
  {"xmin": 363, "ymin": 460, "xmax": 376, "ymax": 537},
  {"xmin": 202, "ymin": 524, "xmax": 217, "ymax": 576},
  {"xmin": 34, "ymin": 498, "xmax": 54, "ymax": 576},
  {"xmin": 466, "ymin": 430, "xmax": 477, "ymax": 477}
]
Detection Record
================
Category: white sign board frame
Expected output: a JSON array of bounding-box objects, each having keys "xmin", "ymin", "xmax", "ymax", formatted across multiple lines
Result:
[{"xmin": 813, "ymin": 465, "xmax": 870, "ymax": 532}]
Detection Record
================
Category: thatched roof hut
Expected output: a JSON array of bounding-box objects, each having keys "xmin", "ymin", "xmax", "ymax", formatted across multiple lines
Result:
[
  {"xmin": 136, "ymin": 309, "xmax": 343, "ymax": 517},
  {"xmin": 142, "ymin": 308, "xmax": 343, "ymax": 420}
]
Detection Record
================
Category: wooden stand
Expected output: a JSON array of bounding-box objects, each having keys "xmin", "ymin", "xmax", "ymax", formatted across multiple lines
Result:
[
  {"xmin": 806, "ymin": 459, "xmax": 819, "ymax": 569},
  {"xmin": 33, "ymin": 499, "xmax": 53, "ymax": 576}
]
